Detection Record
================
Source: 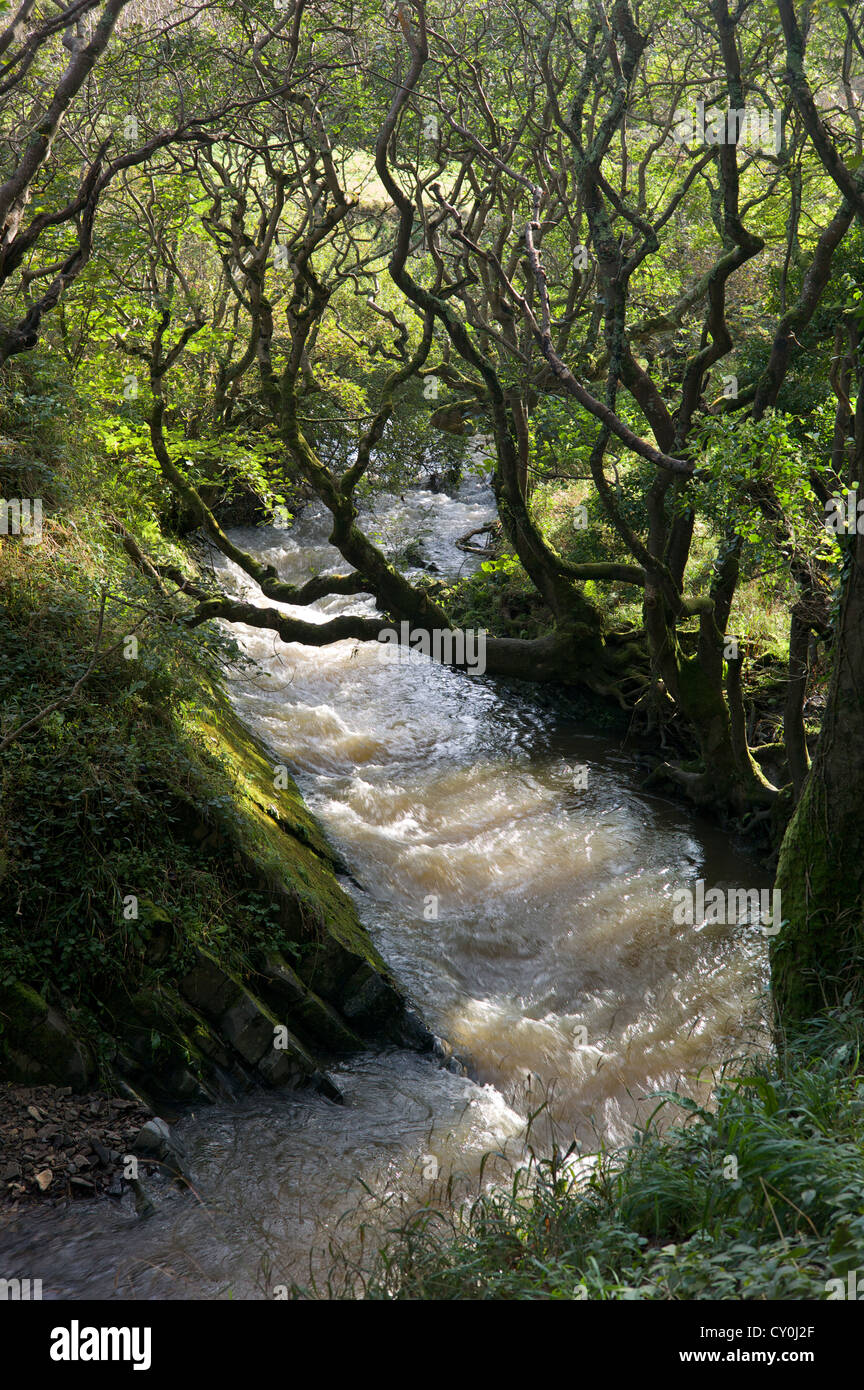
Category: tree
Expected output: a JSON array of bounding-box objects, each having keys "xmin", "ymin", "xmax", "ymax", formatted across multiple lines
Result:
[
  {"xmin": 770, "ymin": 0, "xmax": 864, "ymax": 1026},
  {"xmin": 6, "ymin": 0, "xmax": 864, "ymax": 864},
  {"xmin": 0, "ymin": 0, "xmax": 316, "ymax": 362},
  {"xmin": 106, "ymin": 0, "xmax": 858, "ymax": 821}
]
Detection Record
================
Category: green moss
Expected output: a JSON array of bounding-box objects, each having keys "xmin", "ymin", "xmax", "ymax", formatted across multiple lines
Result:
[
  {"xmin": 179, "ymin": 684, "xmax": 390, "ymax": 976},
  {"xmin": 0, "ymin": 404, "xmax": 398, "ymax": 1090},
  {"xmin": 0, "ymin": 981, "xmax": 92, "ymax": 1085},
  {"xmin": 772, "ymin": 776, "xmax": 864, "ymax": 1026}
]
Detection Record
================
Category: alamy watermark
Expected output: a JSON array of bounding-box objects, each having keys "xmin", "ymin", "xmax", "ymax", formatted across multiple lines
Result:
[
  {"xmin": 0, "ymin": 1276, "xmax": 42, "ymax": 1299},
  {"xmin": 672, "ymin": 879, "xmax": 781, "ymax": 934},
  {"xmin": 825, "ymin": 1269, "xmax": 864, "ymax": 1299},
  {"xmin": 825, "ymin": 490, "xmax": 864, "ymax": 534},
  {"xmin": 0, "ymin": 497, "xmax": 42, "ymax": 544},
  {"xmin": 671, "ymin": 101, "xmax": 781, "ymax": 154},
  {"xmin": 377, "ymin": 622, "xmax": 487, "ymax": 676},
  {"xmin": 49, "ymin": 1322, "xmax": 151, "ymax": 1371}
]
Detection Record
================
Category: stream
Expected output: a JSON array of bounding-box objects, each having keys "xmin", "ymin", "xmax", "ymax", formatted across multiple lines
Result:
[{"xmin": 0, "ymin": 474, "xmax": 770, "ymax": 1298}]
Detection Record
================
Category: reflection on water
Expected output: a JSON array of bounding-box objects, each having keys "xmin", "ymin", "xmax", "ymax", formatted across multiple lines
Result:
[{"xmin": 0, "ymin": 479, "xmax": 769, "ymax": 1298}]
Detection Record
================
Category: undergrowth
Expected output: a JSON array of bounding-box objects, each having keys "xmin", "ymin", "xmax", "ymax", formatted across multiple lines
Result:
[{"xmin": 308, "ymin": 1010, "xmax": 864, "ymax": 1300}]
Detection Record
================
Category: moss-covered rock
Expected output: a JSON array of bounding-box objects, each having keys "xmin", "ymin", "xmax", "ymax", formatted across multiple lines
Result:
[
  {"xmin": 0, "ymin": 503, "xmax": 433, "ymax": 1104},
  {"xmin": 0, "ymin": 982, "xmax": 93, "ymax": 1088}
]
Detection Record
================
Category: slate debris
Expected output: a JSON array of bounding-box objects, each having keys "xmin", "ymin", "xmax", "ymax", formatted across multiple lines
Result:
[{"xmin": 0, "ymin": 1083, "xmax": 166, "ymax": 1207}]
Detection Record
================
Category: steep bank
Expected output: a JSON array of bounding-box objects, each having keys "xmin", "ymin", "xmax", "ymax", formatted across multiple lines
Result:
[
  {"xmin": 0, "ymin": 657, "xmax": 433, "ymax": 1106},
  {"xmin": 0, "ymin": 398, "xmax": 436, "ymax": 1151}
]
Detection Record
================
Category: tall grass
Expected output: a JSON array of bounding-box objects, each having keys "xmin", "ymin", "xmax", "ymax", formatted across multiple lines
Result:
[{"xmin": 306, "ymin": 1010, "xmax": 864, "ymax": 1299}]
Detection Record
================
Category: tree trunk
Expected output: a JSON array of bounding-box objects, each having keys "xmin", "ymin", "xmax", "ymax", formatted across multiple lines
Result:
[{"xmin": 772, "ymin": 375, "xmax": 864, "ymax": 1026}]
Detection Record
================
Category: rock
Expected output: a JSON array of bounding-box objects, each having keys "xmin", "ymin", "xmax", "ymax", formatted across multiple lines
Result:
[
  {"xmin": 90, "ymin": 1137, "xmax": 111, "ymax": 1166},
  {"xmin": 180, "ymin": 952, "xmax": 242, "ymax": 1020},
  {"xmin": 131, "ymin": 1117, "xmax": 171, "ymax": 1153},
  {"xmin": 132, "ymin": 1117, "xmax": 188, "ymax": 1179},
  {"xmin": 0, "ymin": 982, "xmax": 93, "ymax": 1088},
  {"xmin": 34, "ymin": 1168, "xmax": 52, "ymax": 1191},
  {"xmin": 220, "ymin": 993, "xmax": 274, "ymax": 1066},
  {"xmin": 398, "ymin": 1006, "xmax": 440, "ymax": 1053},
  {"xmin": 312, "ymin": 1071, "xmax": 344, "ymax": 1104},
  {"xmin": 256, "ymin": 1047, "xmax": 307, "ymax": 1088},
  {"xmin": 258, "ymin": 952, "xmax": 362, "ymax": 1053},
  {"xmin": 161, "ymin": 1066, "xmax": 211, "ymax": 1102},
  {"xmin": 340, "ymin": 964, "xmax": 402, "ymax": 1031},
  {"xmin": 0, "ymin": 1083, "xmax": 154, "ymax": 1206},
  {"xmin": 181, "ymin": 949, "xmax": 337, "ymax": 1097},
  {"xmin": 108, "ymin": 1080, "xmax": 151, "ymax": 1110},
  {"xmin": 434, "ymin": 1038, "xmax": 468, "ymax": 1075}
]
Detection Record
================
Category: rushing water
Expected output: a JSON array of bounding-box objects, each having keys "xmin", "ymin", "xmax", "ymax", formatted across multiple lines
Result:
[{"xmin": 0, "ymin": 476, "xmax": 770, "ymax": 1298}]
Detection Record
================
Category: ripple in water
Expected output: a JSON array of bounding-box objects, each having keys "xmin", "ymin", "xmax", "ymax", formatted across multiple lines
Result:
[{"xmin": 0, "ymin": 479, "xmax": 769, "ymax": 1297}]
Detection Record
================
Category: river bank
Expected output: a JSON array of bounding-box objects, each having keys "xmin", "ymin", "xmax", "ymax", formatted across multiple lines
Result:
[
  {"xmin": 0, "ymin": 480, "xmax": 444, "ymax": 1178},
  {"xmin": 0, "ymin": 1085, "xmax": 154, "ymax": 1207}
]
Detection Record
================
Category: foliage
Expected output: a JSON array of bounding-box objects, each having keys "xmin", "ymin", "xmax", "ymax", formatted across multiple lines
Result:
[{"xmin": 311, "ymin": 1011, "xmax": 864, "ymax": 1300}]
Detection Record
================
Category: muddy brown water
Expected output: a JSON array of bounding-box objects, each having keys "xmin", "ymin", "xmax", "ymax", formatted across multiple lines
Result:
[{"xmin": 0, "ymin": 477, "xmax": 770, "ymax": 1298}]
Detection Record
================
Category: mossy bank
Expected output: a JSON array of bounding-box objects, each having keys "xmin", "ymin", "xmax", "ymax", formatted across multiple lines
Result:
[{"xmin": 0, "ymin": 364, "xmax": 438, "ymax": 1111}]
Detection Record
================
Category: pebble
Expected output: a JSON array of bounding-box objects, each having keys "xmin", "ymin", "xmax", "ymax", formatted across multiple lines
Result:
[{"xmin": 1, "ymin": 1082, "xmax": 157, "ymax": 1206}]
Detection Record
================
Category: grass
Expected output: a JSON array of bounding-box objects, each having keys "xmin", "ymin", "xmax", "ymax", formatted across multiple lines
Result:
[{"xmin": 307, "ymin": 1009, "xmax": 864, "ymax": 1300}]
